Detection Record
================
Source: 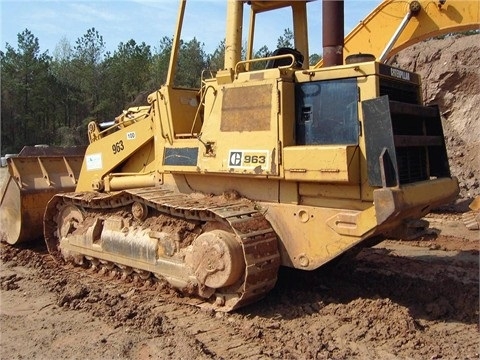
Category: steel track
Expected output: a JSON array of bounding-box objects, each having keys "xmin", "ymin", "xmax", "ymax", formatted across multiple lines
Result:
[{"xmin": 44, "ymin": 187, "xmax": 281, "ymax": 311}]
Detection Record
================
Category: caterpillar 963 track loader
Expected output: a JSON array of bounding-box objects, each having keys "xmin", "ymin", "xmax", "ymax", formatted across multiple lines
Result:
[{"xmin": 2, "ymin": 0, "xmax": 479, "ymax": 311}]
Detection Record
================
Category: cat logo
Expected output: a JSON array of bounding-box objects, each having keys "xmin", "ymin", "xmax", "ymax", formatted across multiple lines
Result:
[
  {"xmin": 229, "ymin": 151, "xmax": 242, "ymax": 166},
  {"xmin": 228, "ymin": 150, "xmax": 268, "ymax": 169}
]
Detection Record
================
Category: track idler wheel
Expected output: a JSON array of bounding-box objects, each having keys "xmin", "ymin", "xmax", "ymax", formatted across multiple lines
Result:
[
  {"xmin": 186, "ymin": 230, "xmax": 244, "ymax": 290},
  {"xmin": 56, "ymin": 204, "xmax": 85, "ymax": 263},
  {"xmin": 57, "ymin": 204, "xmax": 84, "ymax": 238}
]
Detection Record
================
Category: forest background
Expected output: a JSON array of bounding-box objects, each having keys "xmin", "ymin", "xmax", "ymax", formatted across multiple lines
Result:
[{"xmin": 0, "ymin": 27, "xmax": 317, "ymax": 154}]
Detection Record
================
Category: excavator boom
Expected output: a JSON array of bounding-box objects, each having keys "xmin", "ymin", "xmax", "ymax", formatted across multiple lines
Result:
[{"xmin": 315, "ymin": 0, "xmax": 480, "ymax": 66}]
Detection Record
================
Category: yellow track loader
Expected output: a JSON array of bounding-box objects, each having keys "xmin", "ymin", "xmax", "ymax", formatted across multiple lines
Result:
[{"xmin": 1, "ymin": 0, "xmax": 479, "ymax": 311}]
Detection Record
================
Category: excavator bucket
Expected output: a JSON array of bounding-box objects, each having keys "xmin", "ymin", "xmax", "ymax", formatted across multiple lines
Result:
[{"xmin": 0, "ymin": 146, "xmax": 86, "ymax": 245}]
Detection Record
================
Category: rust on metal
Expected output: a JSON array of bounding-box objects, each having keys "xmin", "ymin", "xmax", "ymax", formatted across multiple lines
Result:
[
  {"xmin": 322, "ymin": 0, "xmax": 344, "ymax": 67},
  {"xmin": 220, "ymin": 84, "xmax": 273, "ymax": 132}
]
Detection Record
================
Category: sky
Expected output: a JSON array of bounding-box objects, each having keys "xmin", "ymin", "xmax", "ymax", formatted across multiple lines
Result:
[{"xmin": 0, "ymin": 0, "xmax": 381, "ymax": 57}]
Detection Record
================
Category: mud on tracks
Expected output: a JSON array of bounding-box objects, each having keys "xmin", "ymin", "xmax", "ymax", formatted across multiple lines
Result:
[{"xmin": 1, "ymin": 231, "xmax": 478, "ymax": 360}]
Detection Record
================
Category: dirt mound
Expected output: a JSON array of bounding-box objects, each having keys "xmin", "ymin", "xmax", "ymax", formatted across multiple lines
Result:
[{"xmin": 390, "ymin": 33, "xmax": 480, "ymax": 199}]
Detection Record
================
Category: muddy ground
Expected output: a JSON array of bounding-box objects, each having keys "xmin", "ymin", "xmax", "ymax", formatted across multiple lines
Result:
[
  {"xmin": 1, "ymin": 206, "xmax": 478, "ymax": 360},
  {"xmin": 1, "ymin": 34, "xmax": 479, "ymax": 359}
]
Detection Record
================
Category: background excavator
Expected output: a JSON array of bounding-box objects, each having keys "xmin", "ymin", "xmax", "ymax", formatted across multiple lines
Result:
[{"xmin": 1, "ymin": 0, "xmax": 479, "ymax": 311}]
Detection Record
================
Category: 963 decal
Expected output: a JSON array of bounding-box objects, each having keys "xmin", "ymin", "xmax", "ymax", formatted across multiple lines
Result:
[{"xmin": 228, "ymin": 150, "xmax": 269, "ymax": 169}]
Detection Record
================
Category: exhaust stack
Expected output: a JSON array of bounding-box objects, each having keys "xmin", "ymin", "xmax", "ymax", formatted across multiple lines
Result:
[{"xmin": 322, "ymin": 0, "xmax": 344, "ymax": 66}]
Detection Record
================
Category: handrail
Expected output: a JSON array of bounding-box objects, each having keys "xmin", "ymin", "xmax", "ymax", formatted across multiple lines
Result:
[
  {"xmin": 189, "ymin": 69, "xmax": 216, "ymax": 136},
  {"xmin": 235, "ymin": 53, "xmax": 296, "ymax": 75}
]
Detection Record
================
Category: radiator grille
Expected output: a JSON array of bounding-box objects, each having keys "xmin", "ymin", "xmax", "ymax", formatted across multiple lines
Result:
[
  {"xmin": 362, "ymin": 96, "xmax": 450, "ymax": 188},
  {"xmin": 396, "ymin": 147, "xmax": 428, "ymax": 184},
  {"xmin": 380, "ymin": 79, "xmax": 419, "ymax": 104}
]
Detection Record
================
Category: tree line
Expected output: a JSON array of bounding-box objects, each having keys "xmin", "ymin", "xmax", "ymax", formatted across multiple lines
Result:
[{"xmin": 1, "ymin": 28, "xmax": 321, "ymax": 154}]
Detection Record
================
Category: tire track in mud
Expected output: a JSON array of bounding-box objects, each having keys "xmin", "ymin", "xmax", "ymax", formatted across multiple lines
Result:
[
  {"xmin": 0, "ymin": 242, "xmax": 274, "ymax": 359},
  {"xmin": 158, "ymin": 303, "xmax": 268, "ymax": 359},
  {"xmin": 61, "ymin": 267, "xmax": 273, "ymax": 359}
]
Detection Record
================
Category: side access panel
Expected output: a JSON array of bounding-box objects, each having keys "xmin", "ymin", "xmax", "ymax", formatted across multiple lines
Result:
[{"xmin": 198, "ymin": 78, "xmax": 283, "ymax": 177}]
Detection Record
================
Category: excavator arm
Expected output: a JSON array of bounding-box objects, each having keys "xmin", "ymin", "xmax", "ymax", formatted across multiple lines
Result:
[{"xmin": 315, "ymin": 0, "xmax": 479, "ymax": 67}]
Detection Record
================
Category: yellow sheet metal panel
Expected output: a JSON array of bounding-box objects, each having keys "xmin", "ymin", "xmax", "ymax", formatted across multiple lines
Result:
[
  {"xmin": 198, "ymin": 79, "xmax": 280, "ymax": 176},
  {"xmin": 164, "ymin": 87, "xmax": 202, "ymax": 136},
  {"xmin": 235, "ymin": 67, "xmax": 295, "ymax": 83},
  {"xmin": 299, "ymin": 183, "xmax": 360, "ymax": 199},
  {"xmin": 76, "ymin": 115, "xmax": 154, "ymax": 191},
  {"xmin": 261, "ymin": 202, "xmax": 377, "ymax": 269},
  {"xmin": 221, "ymin": 84, "xmax": 272, "ymax": 132},
  {"xmin": 295, "ymin": 62, "xmax": 378, "ymax": 83},
  {"xmin": 171, "ymin": 174, "xmax": 281, "ymax": 203},
  {"xmin": 374, "ymin": 177, "xmax": 459, "ymax": 226},
  {"xmin": 283, "ymin": 145, "xmax": 360, "ymax": 183}
]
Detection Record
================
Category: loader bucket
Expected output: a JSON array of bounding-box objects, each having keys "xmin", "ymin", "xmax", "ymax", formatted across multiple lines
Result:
[{"xmin": 0, "ymin": 146, "xmax": 86, "ymax": 245}]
